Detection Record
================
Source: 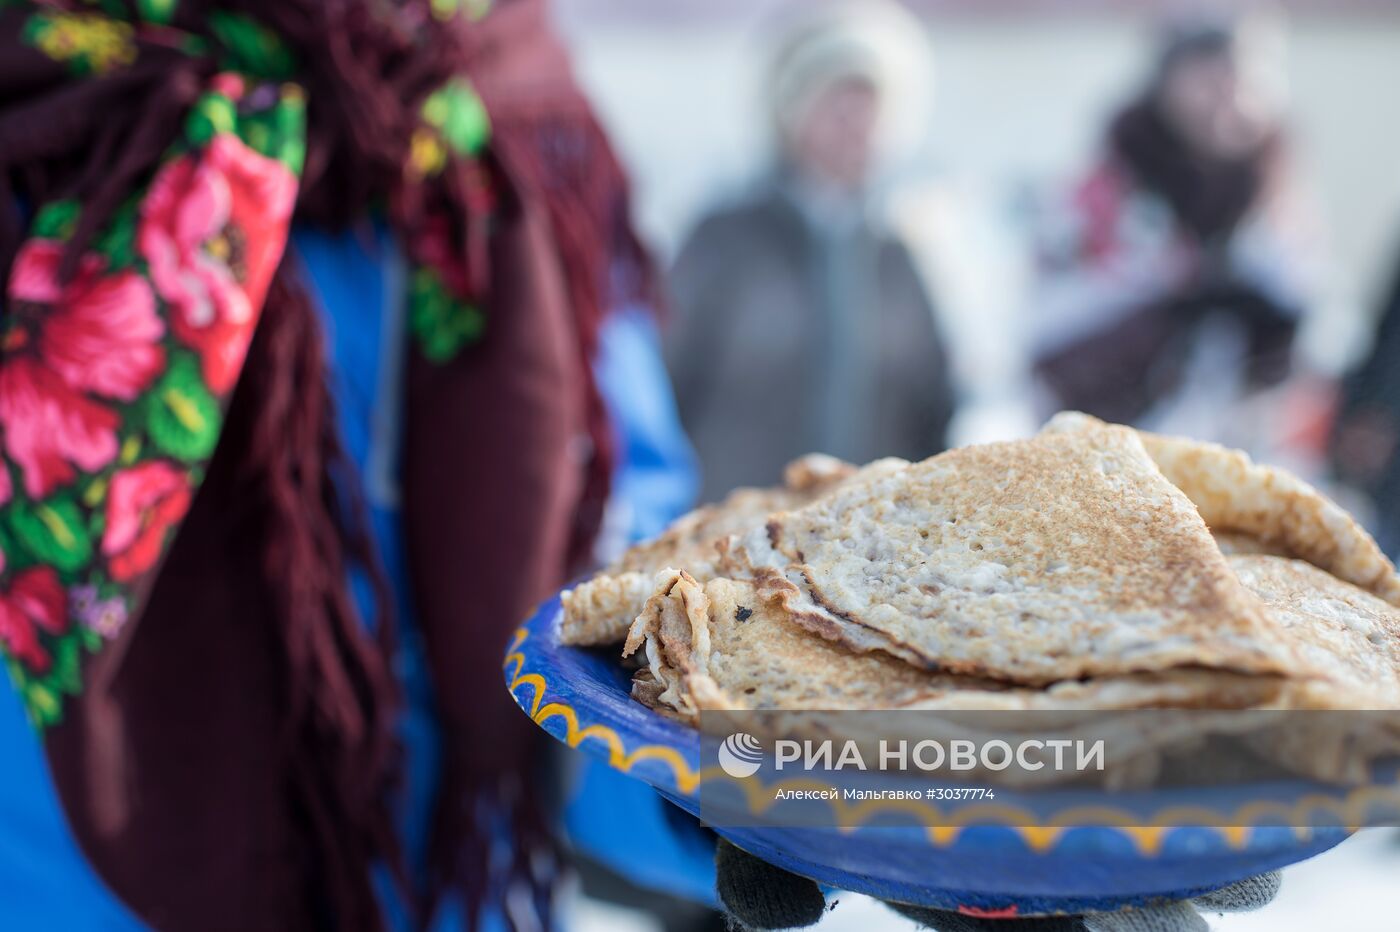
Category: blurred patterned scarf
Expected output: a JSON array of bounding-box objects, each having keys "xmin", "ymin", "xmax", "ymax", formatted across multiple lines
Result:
[
  {"xmin": 0, "ymin": 0, "xmax": 652, "ymax": 928},
  {"xmin": 1109, "ymin": 97, "xmax": 1275, "ymax": 246}
]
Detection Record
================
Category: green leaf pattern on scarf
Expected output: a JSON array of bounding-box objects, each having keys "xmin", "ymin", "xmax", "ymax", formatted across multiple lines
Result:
[
  {"xmin": 207, "ymin": 11, "xmax": 296, "ymax": 80},
  {"xmin": 136, "ymin": 0, "xmax": 179, "ymax": 27},
  {"xmin": 146, "ymin": 354, "xmax": 223, "ymax": 462},
  {"xmin": 406, "ymin": 74, "xmax": 493, "ymax": 360},
  {"xmin": 410, "ymin": 266, "xmax": 486, "ymax": 363},
  {"xmin": 30, "ymin": 201, "xmax": 80, "ymax": 241},
  {"xmin": 6, "ymin": 497, "xmax": 92, "ymax": 574},
  {"xmin": 422, "ymin": 79, "xmax": 491, "ymax": 157}
]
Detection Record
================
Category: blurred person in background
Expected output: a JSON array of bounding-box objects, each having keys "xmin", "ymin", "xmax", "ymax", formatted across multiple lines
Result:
[
  {"xmin": 666, "ymin": 0, "xmax": 955, "ymax": 503},
  {"xmin": 1030, "ymin": 22, "xmax": 1328, "ymax": 450},
  {"xmin": 0, "ymin": 0, "xmax": 673, "ymax": 928},
  {"xmin": 1333, "ymin": 236, "xmax": 1400, "ymax": 555}
]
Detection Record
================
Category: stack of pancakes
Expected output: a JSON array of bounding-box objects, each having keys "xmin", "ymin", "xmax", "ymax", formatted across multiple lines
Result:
[{"xmin": 560, "ymin": 414, "xmax": 1400, "ymax": 751}]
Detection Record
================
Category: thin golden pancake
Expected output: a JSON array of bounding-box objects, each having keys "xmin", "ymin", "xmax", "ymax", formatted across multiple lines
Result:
[
  {"xmin": 1230, "ymin": 554, "xmax": 1400, "ymax": 708},
  {"xmin": 559, "ymin": 486, "xmax": 812, "ymax": 647},
  {"xmin": 559, "ymin": 455, "xmax": 905, "ymax": 646},
  {"xmin": 612, "ymin": 454, "xmax": 865, "ymax": 579},
  {"xmin": 558, "ymin": 572, "xmax": 654, "ymax": 646},
  {"xmin": 622, "ymin": 570, "xmax": 1003, "ymax": 720},
  {"xmin": 624, "ymin": 570, "xmax": 1290, "ymax": 724},
  {"xmin": 731, "ymin": 422, "xmax": 1303, "ymax": 683},
  {"xmin": 1045, "ymin": 412, "xmax": 1400, "ymax": 606}
]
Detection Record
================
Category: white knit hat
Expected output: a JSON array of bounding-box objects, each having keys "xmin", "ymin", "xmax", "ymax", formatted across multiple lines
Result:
[{"xmin": 765, "ymin": 0, "xmax": 932, "ymax": 160}]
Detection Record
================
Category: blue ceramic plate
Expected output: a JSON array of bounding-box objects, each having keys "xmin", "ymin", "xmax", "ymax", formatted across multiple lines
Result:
[{"xmin": 505, "ymin": 593, "xmax": 1354, "ymax": 917}]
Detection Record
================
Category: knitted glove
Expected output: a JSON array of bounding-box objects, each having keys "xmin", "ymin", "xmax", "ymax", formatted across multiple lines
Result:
[
  {"xmin": 716, "ymin": 838, "xmax": 828, "ymax": 929},
  {"xmin": 715, "ymin": 839, "xmax": 1281, "ymax": 932}
]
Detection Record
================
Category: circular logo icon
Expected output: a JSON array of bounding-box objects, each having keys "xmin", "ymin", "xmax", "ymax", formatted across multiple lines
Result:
[{"xmin": 718, "ymin": 732, "xmax": 764, "ymax": 779}]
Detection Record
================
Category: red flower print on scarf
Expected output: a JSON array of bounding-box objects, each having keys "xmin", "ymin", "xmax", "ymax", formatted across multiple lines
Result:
[
  {"xmin": 101, "ymin": 461, "xmax": 192, "ymax": 582},
  {"xmin": 1, "ymin": 241, "xmax": 165, "ymax": 498},
  {"xmin": 0, "ymin": 567, "xmax": 67, "ymax": 673},
  {"xmin": 139, "ymin": 133, "xmax": 296, "ymax": 394}
]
